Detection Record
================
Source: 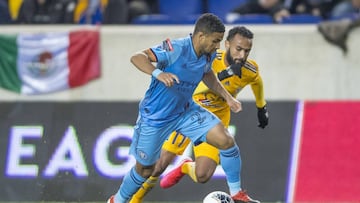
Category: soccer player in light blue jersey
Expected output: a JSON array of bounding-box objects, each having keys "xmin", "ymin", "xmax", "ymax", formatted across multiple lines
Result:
[{"xmin": 107, "ymin": 13, "xmax": 243, "ymax": 203}]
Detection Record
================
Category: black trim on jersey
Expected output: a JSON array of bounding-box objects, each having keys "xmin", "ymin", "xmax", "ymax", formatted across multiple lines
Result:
[
  {"xmin": 244, "ymin": 61, "xmax": 257, "ymax": 73},
  {"xmin": 149, "ymin": 48, "xmax": 158, "ymax": 62}
]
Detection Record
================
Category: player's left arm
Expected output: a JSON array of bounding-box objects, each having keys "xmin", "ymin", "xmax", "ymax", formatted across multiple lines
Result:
[
  {"xmin": 202, "ymin": 70, "xmax": 242, "ymax": 113},
  {"xmin": 250, "ymin": 74, "xmax": 269, "ymax": 129}
]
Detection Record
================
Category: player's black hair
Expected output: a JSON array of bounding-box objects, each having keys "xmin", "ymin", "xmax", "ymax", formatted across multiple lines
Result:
[
  {"xmin": 226, "ymin": 26, "xmax": 254, "ymax": 41},
  {"xmin": 193, "ymin": 13, "xmax": 225, "ymax": 35}
]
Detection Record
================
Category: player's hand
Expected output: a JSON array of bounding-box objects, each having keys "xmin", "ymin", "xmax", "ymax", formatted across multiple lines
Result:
[
  {"xmin": 228, "ymin": 98, "xmax": 242, "ymax": 113},
  {"xmin": 257, "ymin": 105, "xmax": 269, "ymax": 129},
  {"xmin": 229, "ymin": 63, "xmax": 242, "ymax": 78},
  {"xmin": 157, "ymin": 72, "xmax": 180, "ymax": 87}
]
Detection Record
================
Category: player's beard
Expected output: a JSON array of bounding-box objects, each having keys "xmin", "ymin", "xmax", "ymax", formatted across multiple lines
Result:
[{"xmin": 226, "ymin": 49, "xmax": 245, "ymax": 67}]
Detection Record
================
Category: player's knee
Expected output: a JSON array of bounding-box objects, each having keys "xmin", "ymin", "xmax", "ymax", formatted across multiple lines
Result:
[
  {"xmin": 196, "ymin": 170, "xmax": 212, "ymax": 183},
  {"xmin": 143, "ymin": 170, "xmax": 153, "ymax": 178},
  {"xmin": 207, "ymin": 125, "xmax": 235, "ymax": 150},
  {"xmin": 217, "ymin": 135, "xmax": 235, "ymax": 150},
  {"xmin": 136, "ymin": 163, "xmax": 155, "ymax": 178}
]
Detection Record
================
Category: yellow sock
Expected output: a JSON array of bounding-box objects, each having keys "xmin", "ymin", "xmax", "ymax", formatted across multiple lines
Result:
[
  {"xmin": 129, "ymin": 176, "xmax": 159, "ymax": 203},
  {"xmin": 181, "ymin": 162, "xmax": 198, "ymax": 183}
]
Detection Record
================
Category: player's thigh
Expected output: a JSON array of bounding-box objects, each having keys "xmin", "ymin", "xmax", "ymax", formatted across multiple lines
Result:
[
  {"xmin": 179, "ymin": 103, "xmax": 221, "ymax": 145},
  {"xmin": 130, "ymin": 121, "xmax": 174, "ymax": 166},
  {"xmin": 193, "ymin": 142, "xmax": 220, "ymax": 164},
  {"xmin": 214, "ymin": 108, "xmax": 231, "ymax": 128},
  {"xmin": 162, "ymin": 131, "xmax": 191, "ymax": 155},
  {"xmin": 206, "ymin": 123, "xmax": 234, "ymax": 150}
]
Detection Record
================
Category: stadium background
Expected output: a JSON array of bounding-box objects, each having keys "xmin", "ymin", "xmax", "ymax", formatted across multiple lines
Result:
[{"xmin": 0, "ymin": 24, "xmax": 360, "ymax": 202}]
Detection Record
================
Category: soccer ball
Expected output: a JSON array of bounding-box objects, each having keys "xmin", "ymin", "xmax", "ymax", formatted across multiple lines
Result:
[{"xmin": 203, "ymin": 191, "xmax": 234, "ymax": 203}]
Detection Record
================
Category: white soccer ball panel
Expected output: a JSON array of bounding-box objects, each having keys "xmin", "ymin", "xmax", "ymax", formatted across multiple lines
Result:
[{"xmin": 203, "ymin": 191, "xmax": 234, "ymax": 203}]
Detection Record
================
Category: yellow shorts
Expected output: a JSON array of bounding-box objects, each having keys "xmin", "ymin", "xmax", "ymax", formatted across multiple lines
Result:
[
  {"xmin": 162, "ymin": 131, "xmax": 220, "ymax": 164},
  {"xmin": 193, "ymin": 93, "xmax": 231, "ymax": 128}
]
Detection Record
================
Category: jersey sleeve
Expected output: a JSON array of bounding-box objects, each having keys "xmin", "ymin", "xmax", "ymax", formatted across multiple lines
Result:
[
  {"xmin": 150, "ymin": 38, "xmax": 182, "ymax": 70},
  {"xmin": 247, "ymin": 60, "xmax": 267, "ymax": 108}
]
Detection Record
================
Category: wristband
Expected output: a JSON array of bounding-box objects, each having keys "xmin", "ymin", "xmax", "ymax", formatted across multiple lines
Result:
[{"xmin": 152, "ymin": 69, "xmax": 163, "ymax": 78}]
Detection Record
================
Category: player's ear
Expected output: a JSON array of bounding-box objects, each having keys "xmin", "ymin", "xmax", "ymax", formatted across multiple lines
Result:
[
  {"xmin": 198, "ymin": 31, "xmax": 207, "ymax": 41},
  {"xmin": 225, "ymin": 40, "xmax": 230, "ymax": 50}
]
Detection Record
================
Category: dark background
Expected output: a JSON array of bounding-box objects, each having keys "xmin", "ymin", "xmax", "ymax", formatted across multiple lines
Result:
[{"xmin": 0, "ymin": 101, "xmax": 296, "ymax": 202}]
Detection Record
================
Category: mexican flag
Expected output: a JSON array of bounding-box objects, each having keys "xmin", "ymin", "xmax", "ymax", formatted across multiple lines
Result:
[{"xmin": 0, "ymin": 30, "xmax": 101, "ymax": 95}]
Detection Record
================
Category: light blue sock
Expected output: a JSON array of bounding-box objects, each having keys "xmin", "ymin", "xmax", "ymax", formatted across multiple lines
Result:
[
  {"xmin": 115, "ymin": 167, "xmax": 146, "ymax": 203},
  {"xmin": 220, "ymin": 144, "xmax": 242, "ymax": 196}
]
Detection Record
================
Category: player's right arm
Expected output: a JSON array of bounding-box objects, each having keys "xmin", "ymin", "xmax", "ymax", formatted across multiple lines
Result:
[
  {"xmin": 130, "ymin": 49, "xmax": 157, "ymax": 74},
  {"xmin": 130, "ymin": 49, "xmax": 179, "ymax": 87}
]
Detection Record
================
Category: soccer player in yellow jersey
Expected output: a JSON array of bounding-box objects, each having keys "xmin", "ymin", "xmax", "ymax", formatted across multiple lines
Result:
[{"xmin": 129, "ymin": 26, "xmax": 268, "ymax": 203}]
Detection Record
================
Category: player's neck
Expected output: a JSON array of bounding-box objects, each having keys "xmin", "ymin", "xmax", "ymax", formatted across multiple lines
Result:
[
  {"xmin": 191, "ymin": 33, "xmax": 203, "ymax": 58},
  {"xmin": 224, "ymin": 52, "xmax": 230, "ymax": 67}
]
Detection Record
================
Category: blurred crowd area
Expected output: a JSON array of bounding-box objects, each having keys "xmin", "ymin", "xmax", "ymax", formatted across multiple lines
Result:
[{"xmin": 0, "ymin": 0, "xmax": 359, "ymax": 25}]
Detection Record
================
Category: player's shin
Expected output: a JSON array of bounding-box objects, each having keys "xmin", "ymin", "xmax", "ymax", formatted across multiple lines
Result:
[
  {"xmin": 116, "ymin": 167, "xmax": 146, "ymax": 203},
  {"xmin": 129, "ymin": 176, "xmax": 159, "ymax": 203},
  {"xmin": 219, "ymin": 144, "xmax": 242, "ymax": 196}
]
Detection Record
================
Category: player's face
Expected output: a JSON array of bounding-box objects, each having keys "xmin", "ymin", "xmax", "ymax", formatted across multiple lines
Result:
[
  {"xmin": 225, "ymin": 34, "xmax": 252, "ymax": 66},
  {"xmin": 200, "ymin": 32, "xmax": 224, "ymax": 55}
]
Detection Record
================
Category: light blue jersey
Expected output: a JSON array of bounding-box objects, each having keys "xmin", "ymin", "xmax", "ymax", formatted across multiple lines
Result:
[
  {"xmin": 139, "ymin": 35, "xmax": 216, "ymax": 127},
  {"xmin": 117, "ymin": 34, "xmax": 243, "ymax": 203},
  {"xmin": 120, "ymin": 34, "xmax": 224, "ymax": 202}
]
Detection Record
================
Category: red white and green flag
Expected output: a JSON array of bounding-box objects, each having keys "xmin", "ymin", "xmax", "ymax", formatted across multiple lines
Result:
[{"xmin": 0, "ymin": 30, "xmax": 101, "ymax": 95}]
